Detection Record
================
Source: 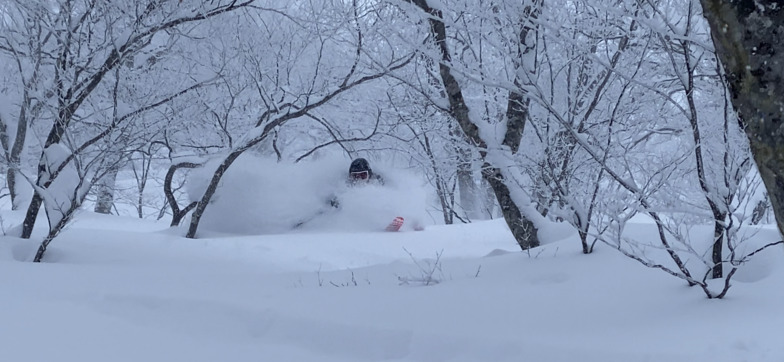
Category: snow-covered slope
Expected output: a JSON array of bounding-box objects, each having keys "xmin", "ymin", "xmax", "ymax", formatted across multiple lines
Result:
[{"xmin": 1, "ymin": 211, "xmax": 783, "ymax": 362}]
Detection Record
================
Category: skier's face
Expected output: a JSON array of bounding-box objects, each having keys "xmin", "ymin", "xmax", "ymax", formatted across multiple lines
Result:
[{"xmin": 350, "ymin": 170, "xmax": 369, "ymax": 182}]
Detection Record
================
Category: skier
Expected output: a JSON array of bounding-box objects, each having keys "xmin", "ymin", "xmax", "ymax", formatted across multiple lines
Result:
[
  {"xmin": 295, "ymin": 157, "xmax": 383, "ymax": 228},
  {"xmin": 294, "ymin": 157, "xmax": 417, "ymax": 231},
  {"xmin": 330, "ymin": 157, "xmax": 382, "ymax": 208},
  {"xmin": 347, "ymin": 157, "xmax": 384, "ymax": 186},
  {"xmin": 345, "ymin": 157, "xmax": 409, "ymax": 231}
]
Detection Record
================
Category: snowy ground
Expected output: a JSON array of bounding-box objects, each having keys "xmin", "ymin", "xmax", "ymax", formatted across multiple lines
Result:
[{"xmin": 2, "ymin": 208, "xmax": 784, "ymax": 362}]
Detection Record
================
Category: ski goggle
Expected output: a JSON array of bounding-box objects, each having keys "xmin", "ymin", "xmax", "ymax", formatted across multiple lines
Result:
[{"xmin": 350, "ymin": 171, "xmax": 369, "ymax": 180}]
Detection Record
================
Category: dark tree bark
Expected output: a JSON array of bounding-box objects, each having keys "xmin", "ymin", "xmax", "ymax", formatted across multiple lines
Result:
[
  {"xmin": 751, "ymin": 198, "xmax": 768, "ymax": 225},
  {"xmin": 699, "ymin": 0, "xmax": 784, "ymax": 236},
  {"xmin": 164, "ymin": 162, "xmax": 202, "ymax": 227},
  {"xmin": 33, "ymin": 199, "xmax": 79, "ymax": 262},
  {"xmin": 674, "ymin": 19, "xmax": 727, "ymax": 278},
  {"xmin": 188, "ymin": 151, "xmax": 244, "ymax": 238},
  {"xmin": 408, "ymin": 0, "xmax": 540, "ymax": 250}
]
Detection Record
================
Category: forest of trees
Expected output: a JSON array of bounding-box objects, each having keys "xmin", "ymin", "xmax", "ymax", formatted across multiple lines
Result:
[{"xmin": 0, "ymin": 0, "xmax": 782, "ymax": 297}]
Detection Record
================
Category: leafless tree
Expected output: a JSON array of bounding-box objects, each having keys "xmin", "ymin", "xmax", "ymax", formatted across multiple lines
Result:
[
  {"xmin": 185, "ymin": 1, "xmax": 415, "ymax": 238},
  {"xmin": 401, "ymin": 0, "xmax": 542, "ymax": 250},
  {"xmin": 699, "ymin": 0, "xmax": 784, "ymax": 237},
  {"xmin": 0, "ymin": 0, "xmax": 255, "ymax": 261},
  {"xmin": 8, "ymin": 1, "xmax": 253, "ymax": 244}
]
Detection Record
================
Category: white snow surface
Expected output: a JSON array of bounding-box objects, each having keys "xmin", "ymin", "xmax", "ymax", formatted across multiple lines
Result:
[{"xmin": 2, "ymin": 206, "xmax": 784, "ymax": 361}]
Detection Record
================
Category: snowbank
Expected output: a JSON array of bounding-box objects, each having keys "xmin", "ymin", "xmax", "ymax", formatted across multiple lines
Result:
[{"xmin": 2, "ymin": 212, "xmax": 783, "ymax": 362}]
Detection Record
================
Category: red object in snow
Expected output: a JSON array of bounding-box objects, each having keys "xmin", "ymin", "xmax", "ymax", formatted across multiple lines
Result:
[{"xmin": 385, "ymin": 216, "xmax": 404, "ymax": 232}]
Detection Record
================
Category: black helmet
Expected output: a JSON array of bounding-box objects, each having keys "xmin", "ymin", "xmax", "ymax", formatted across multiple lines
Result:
[
  {"xmin": 349, "ymin": 158, "xmax": 373, "ymax": 181},
  {"xmin": 349, "ymin": 158, "xmax": 371, "ymax": 173}
]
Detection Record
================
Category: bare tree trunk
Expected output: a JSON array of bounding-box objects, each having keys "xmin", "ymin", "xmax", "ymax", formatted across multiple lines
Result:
[
  {"xmin": 672, "ymin": 2, "xmax": 733, "ymax": 278},
  {"xmin": 33, "ymin": 178, "xmax": 88, "ymax": 262},
  {"xmin": 711, "ymin": 210, "xmax": 727, "ymax": 278},
  {"xmin": 131, "ymin": 151, "xmax": 153, "ymax": 219},
  {"xmin": 0, "ymin": 118, "xmax": 14, "ymax": 206},
  {"xmin": 94, "ymin": 167, "xmax": 118, "ymax": 214},
  {"xmin": 424, "ymin": 132, "xmax": 455, "ymax": 224},
  {"xmin": 33, "ymin": 203, "xmax": 76, "ymax": 262},
  {"xmin": 5, "ymin": 97, "xmax": 34, "ymax": 210},
  {"xmin": 164, "ymin": 161, "xmax": 201, "ymax": 227},
  {"xmin": 678, "ymin": 33, "xmax": 727, "ymax": 278},
  {"xmin": 751, "ymin": 198, "xmax": 768, "ymax": 225},
  {"xmin": 7, "ymin": 169, "xmax": 20, "ymax": 208},
  {"xmin": 21, "ymin": 116, "xmax": 71, "ymax": 238},
  {"xmin": 456, "ymin": 146, "xmax": 478, "ymax": 220},
  {"xmin": 482, "ymin": 164, "xmax": 538, "ymax": 247},
  {"xmin": 3, "ymin": 49, "xmax": 41, "ymax": 211},
  {"xmin": 187, "ymin": 151, "xmax": 243, "ymax": 238},
  {"xmin": 408, "ymin": 0, "xmax": 540, "ymax": 249},
  {"xmin": 699, "ymin": 0, "xmax": 784, "ymax": 237}
]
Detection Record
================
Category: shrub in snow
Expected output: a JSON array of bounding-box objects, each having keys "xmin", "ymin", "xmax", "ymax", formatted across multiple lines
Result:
[{"xmin": 397, "ymin": 248, "xmax": 444, "ymax": 286}]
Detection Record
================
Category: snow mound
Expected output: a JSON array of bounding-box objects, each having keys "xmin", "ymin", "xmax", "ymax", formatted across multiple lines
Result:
[{"xmin": 186, "ymin": 154, "xmax": 429, "ymax": 235}]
